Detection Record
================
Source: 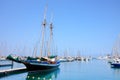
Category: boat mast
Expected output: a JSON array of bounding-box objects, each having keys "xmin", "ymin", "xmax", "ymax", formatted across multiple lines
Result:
[
  {"xmin": 40, "ymin": 6, "xmax": 47, "ymax": 57},
  {"xmin": 112, "ymin": 34, "xmax": 120, "ymax": 58},
  {"xmin": 33, "ymin": 47, "xmax": 37, "ymax": 58},
  {"xmin": 33, "ymin": 41, "xmax": 39, "ymax": 58},
  {"xmin": 48, "ymin": 13, "xmax": 53, "ymax": 56}
]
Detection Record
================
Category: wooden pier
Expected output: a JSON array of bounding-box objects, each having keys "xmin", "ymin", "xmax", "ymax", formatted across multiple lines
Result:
[{"xmin": 0, "ymin": 67, "xmax": 27, "ymax": 77}]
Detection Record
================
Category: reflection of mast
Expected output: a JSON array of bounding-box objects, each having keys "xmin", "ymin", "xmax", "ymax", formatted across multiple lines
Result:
[
  {"xmin": 48, "ymin": 13, "xmax": 53, "ymax": 56},
  {"xmin": 26, "ymin": 68, "xmax": 60, "ymax": 80},
  {"xmin": 40, "ymin": 5, "xmax": 47, "ymax": 57}
]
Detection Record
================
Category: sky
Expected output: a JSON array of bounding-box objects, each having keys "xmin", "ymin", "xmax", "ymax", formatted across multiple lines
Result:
[{"xmin": 0, "ymin": 0, "xmax": 120, "ymax": 57}]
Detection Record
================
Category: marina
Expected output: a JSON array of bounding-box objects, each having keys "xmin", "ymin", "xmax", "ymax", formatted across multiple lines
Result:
[
  {"xmin": 0, "ymin": 59, "xmax": 120, "ymax": 80},
  {"xmin": 0, "ymin": 0, "xmax": 120, "ymax": 80}
]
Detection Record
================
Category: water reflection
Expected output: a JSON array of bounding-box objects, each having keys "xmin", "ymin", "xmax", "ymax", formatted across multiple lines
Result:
[
  {"xmin": 112, "ymin": 68, "xmax": 120, "ymax": 75},
  {"xmin": 26, "ymin": 68, "xmax": 60, "ymax": 80}
]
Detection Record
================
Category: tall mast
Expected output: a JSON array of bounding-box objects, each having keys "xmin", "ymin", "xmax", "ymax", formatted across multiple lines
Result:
[
  {"xmin": 33, "ymin": 41, "xmax": 39, "ymax": 58},
  {"xmin": 33, "ymin": 46, "xmax": 37, "ymax": 57},
  {"xmin": 112, "ymin": 34, "xmax": 120, "ymax": 57},
  {"xmin": 40, "ymin": 5, "xmax": 47, "ymax": 57},
  {"xmin": 48, "ymin": 13, "xmax": 53, "ymax": 56}
]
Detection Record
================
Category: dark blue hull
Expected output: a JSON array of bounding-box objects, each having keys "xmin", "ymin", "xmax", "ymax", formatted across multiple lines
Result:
[
  {"xmin": 23, "ymin": 61, "xmax": 60, "ymax": 71},
  {"xmin": 111, "ymin": 63, "xmax": 120, "ymax": 68}
]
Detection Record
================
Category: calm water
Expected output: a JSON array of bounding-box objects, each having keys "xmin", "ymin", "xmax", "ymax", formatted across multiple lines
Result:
[{"xmin": 0, "ymin": 60, "xmax": 120, "ymax": 80}]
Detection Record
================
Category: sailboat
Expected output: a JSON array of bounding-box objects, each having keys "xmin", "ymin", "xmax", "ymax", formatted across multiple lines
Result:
[
  {"xmin": 7, "ymin": 6, "xmax": 60, "ymax": 71},
  {"xmin": 110, "ymin": 35, "xmax": 120, "ymax": 68}
]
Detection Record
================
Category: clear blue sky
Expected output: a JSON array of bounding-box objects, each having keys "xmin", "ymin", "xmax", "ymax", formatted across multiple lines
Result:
[{"xmin": 0, "ymin": 0, "xmax": 120, "ymax": 57}]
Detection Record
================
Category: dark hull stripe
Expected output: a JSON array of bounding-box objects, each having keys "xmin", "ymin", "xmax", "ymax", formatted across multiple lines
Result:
[{"xmin": 23, "ymin": 63, "xmax": 60, "ymax": 71}]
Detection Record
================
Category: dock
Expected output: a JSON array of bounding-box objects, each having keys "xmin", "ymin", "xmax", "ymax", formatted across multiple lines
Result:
[
  {"xmin": 0, "ymin": 63, "xmax": 13, "ymax": 67},
  {"xmin": 0, "ymin": 67, "xmax": 27, "ymax": 77},
  {"xmin": 0, "ymin": 60, "xmax": 13, "ymax": 67}
]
